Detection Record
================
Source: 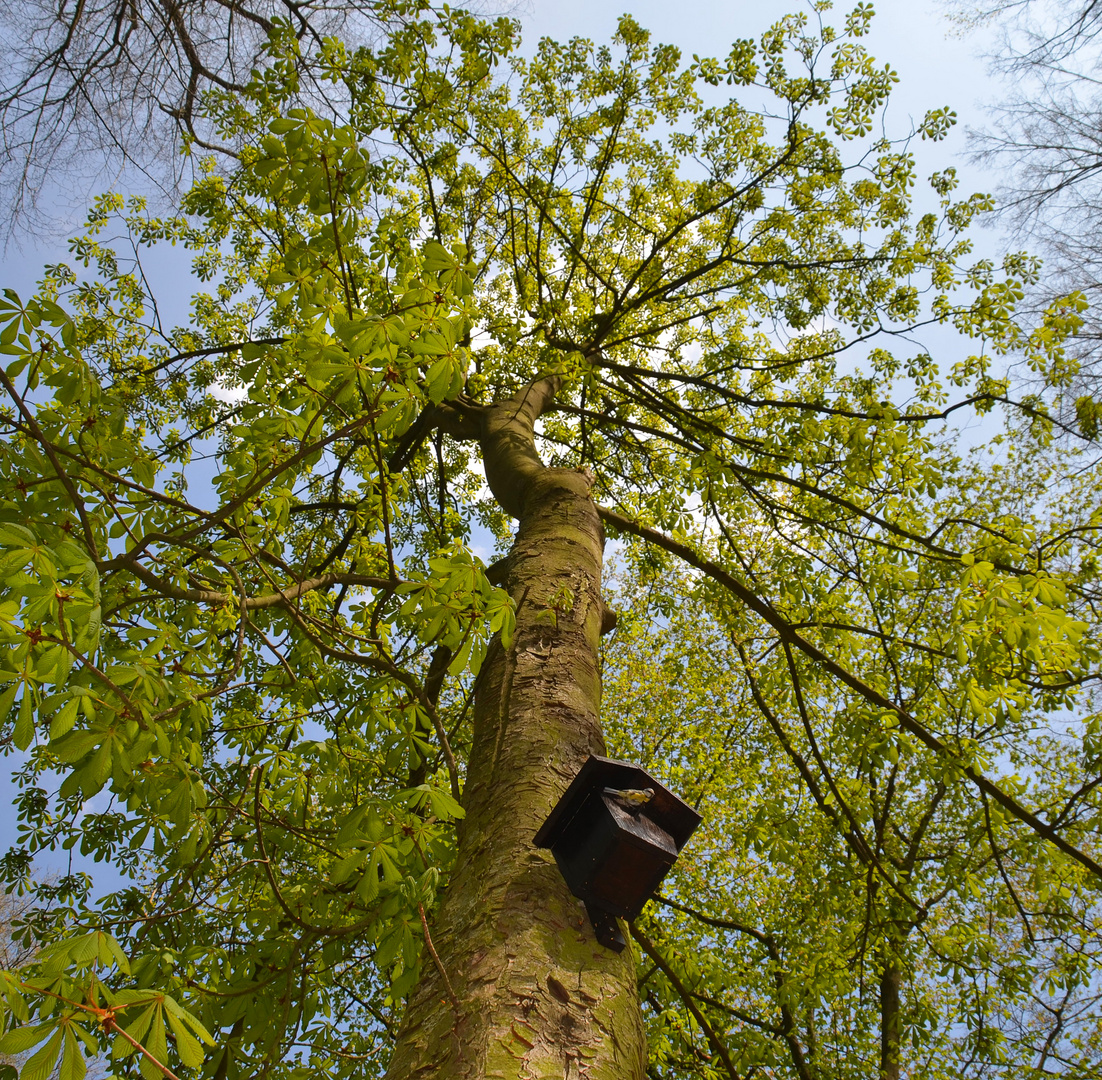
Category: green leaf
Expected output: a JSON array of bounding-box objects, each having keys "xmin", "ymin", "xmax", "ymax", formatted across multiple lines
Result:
[
  {"xmin": 19, "ymin": 1028, "xmax": 62, "ymax": 1080},
  {"xmin": 52, "ymin": 728, "xmax": 102, "ymax": 763},
  {"xmin": 49, "ymin": 698, "xmax": 79, "ymax": 740},
  {"xmin": 0, "ymin": 681, "xmax": 18, "ymax": 720},
  {"xmin": 13, "ymin": 689, "xmax": 34, "ymax": 751},
  {"xmin": 332, "ymin": 848, "xmax": 367, "ymax": 885},
  {"xmin": 161, "ymin": 998, "xmax": 214, "ymax": 1045},
  {"xmin": 140, "ymin": 1008, "xmax": 168, "ymax": 1080},
  {"xmin": 334, "ymin": 805, "xmax": 369, "ymax": 848},
  {"xmin": 426, "ymin": 787, "xmax": 465, "ymax": 821},
  {"xmin": 0, "ymin": 1023, "xmax": 53, "ymax": 1056},
  {"xmin": 423, "ymin": 355, "xmax": 453, "ymax": 404},
  {"xmin": 0, "ymin": 523, "xmax": 36, "ymax": 546},
  {"xmin": 115, "ymin": 1006, "xmax": 154, "ymax": 1060},
  {"xmin": 356, "ymin": 859, "xmax": 380, "ymax": 904},
  {"xmin": 164, "ymin": 1009, "xmax": 204, "ymax": 1068},
  {"xmin": 74, "ymin": 605, "xmax": 101, "ymax": 653},
  {"xmin": 58, "ymin": 1026, "xmax": 87, "ymax": 1080},
  {"xmin": 97, "ymin": 932, "xmax": 132, "ymax": 975},
  {"xmin": 422, "ymin": 242, "xmax": 456, "ymax": 273}
]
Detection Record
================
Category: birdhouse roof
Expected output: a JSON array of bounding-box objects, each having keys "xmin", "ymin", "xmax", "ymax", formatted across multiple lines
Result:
[{"xmin": 533, "ymin": 754, "xmax": 702, "ymax": 851}]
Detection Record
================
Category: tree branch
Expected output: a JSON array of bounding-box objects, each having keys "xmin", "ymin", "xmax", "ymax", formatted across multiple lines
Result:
[{"xmin": 599, "ymin": 506, "xmax": 1102, "ymax": 881}]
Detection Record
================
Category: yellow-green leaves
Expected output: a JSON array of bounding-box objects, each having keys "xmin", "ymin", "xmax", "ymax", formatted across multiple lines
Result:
[
  {"xmin": 955, "ymin": 554, "xmax": 1091, "ymax": 713},
  {"xmin": 0, "ymin": 932, "xmax": 213, "ymax": 1080},
  {"xmin": 396, "ymin": 543, "xmax": 516, "ymax": 678},
  {"xmin": 108, "ymin": 992, "xmax": 214, "ymax": 1078},
  {"xmin": 5, "ymin": 5, "xmax": 1102, "ymax": 1079},
  {"xmin": 35, "ymin": 932, "xmax": 131, "ymax": 978}
]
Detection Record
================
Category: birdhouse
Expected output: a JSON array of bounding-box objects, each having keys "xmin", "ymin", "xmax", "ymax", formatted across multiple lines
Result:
[{"xmin": 534, "ymin": 755, "xmax": 702, "ymax": 952}]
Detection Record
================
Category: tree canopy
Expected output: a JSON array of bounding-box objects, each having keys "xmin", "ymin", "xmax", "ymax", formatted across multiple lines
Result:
[
  {"xmin": 0, "ymin": 3, "xmax": 1100, "ymax": 1079},
  {"xmin": 961, "ymin": 0, "xmax": 1102, "ymax": 415}
]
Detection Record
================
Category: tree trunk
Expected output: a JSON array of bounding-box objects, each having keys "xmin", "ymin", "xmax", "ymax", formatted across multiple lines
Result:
[
  {"xmin": 385, "ymin": 380, "xmax": 647, "ymax": 1079},
  {"xmin": 879, "ymin": 961, "xmax": 901, "ymax": 1080}
]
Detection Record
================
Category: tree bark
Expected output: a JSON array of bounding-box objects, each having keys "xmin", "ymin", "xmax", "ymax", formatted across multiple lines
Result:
[
  {"xmin": 385, "ymin": 380, "xmax": 647, "ymax": 1079},
  {"xmin": 879, "ymin": 961, "xmax": 901, "ymax": 1080}
]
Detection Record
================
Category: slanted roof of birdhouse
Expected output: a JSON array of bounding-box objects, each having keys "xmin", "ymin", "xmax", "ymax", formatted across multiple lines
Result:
[{"xmin": 533, "ymin": 754, "xmax": 701, "ymax": 851}]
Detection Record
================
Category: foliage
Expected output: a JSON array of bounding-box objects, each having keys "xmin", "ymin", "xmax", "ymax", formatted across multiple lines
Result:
[
  {"xmin": 0, "ymin": 0, "xmax": 435, "ymax": 233},
  {"xmin": 0, "ymin": 27, "xmax": 513, "ymax": 1069},
  {"xmin": 0, "ymin": 3, "xmax": 1099, "ymax": 1079},
  {"xmin": 603, "ymin": 537, "xmax": 1102, "ymax": 1078}
]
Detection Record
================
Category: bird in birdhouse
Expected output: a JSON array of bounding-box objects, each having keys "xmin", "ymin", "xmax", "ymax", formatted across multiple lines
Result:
[{"xmin": 602, "ymin": 786, "xmax": 655, "ymax": 809}]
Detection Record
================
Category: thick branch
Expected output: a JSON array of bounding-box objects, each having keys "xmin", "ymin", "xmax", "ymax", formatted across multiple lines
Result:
[
  {"xmin": 103, "ymin": 558, "xmax": 393, "ymax": 610},
  {"xmin": 478, "ymin": 376, "xmax": 562, "ymax": 518}
]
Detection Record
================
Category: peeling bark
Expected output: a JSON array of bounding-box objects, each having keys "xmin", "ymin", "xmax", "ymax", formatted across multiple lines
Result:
[{"xmin": 385, "ymin": 381, "xmax": 647, "ymax": 1079}]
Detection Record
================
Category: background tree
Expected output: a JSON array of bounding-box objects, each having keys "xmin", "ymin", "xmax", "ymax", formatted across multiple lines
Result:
[
  {"xmin": 0, "ymin": 0, "xmax": 492, "ymax": 234},
  {"xmin": 0, "ymin": 5, "xmax": 1100, "ymax": 1080},
  {"xmin": 958, "ymin": 0, "xmax": 1102, "ymax": 425},
  {"xmin": 602, "ymin": 519, "xmax": 1102, "ymax": 1079}
]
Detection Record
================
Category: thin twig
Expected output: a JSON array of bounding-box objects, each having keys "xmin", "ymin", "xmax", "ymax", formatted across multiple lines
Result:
[
  {"xmin": 629, "ymin": 924, "xmax": 741, "ymax": 1080},
  {"xmin": 418, "ymin": 902, "xmax": 459, "ymax": 1012},
  {"xmin": 103, "ymin": 1017, "xmax": 184, "ymax": 1080}
]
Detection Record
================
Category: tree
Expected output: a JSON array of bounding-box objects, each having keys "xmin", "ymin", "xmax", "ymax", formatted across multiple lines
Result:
[
  {"xmin": 957, "ymin": 0, "xmax": 1102, "ymax": 420},
  {"xmin": 0, "ymin": 0, "xmax": 458, "ymax": 234},
  {"xmin": 602, "ymin": 538, "xmax": 1102, "ymax": 1079},
  {"xmin": 1, "ymin": 882, "xmax": 114, "ymax": 1080},
  {"xmin": 0, "ymin": 4, "xmax": 1100, "ymax": 1079},
  {"xmin": 1, "ymin": 887, "xmax": 39, "ymax": 1080}
]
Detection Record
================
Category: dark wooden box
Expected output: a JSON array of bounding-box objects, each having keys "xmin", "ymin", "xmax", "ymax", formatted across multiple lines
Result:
[{"xmin": 534, "ymin": 756, "xmax": 702, "ymax": 933}]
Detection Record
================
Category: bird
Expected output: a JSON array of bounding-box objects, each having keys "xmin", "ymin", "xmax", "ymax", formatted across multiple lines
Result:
[{"xmin": 602, "ymin": 786, "xmax": 655, "ymax": 808}]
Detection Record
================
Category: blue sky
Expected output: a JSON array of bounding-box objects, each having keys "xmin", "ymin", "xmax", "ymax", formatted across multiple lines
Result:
[{"xmin": 6, "ymin": 1, "xmax": 1000, "ymax": 268}]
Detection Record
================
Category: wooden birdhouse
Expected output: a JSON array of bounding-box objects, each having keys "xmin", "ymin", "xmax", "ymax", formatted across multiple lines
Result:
[{"xmin": 534, "ymin": 755, "xmax": 702, "ymax": 952}]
